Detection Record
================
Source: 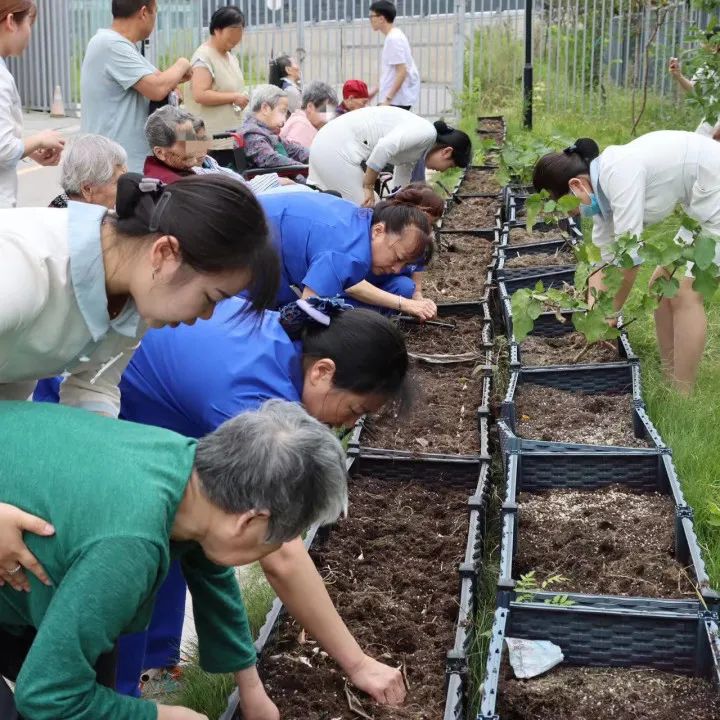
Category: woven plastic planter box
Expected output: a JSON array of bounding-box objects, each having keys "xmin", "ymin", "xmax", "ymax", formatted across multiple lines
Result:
[
  {"xmin": 496, "ymin": 452, "xmax": 719, "ymax": 605},
  {"xmin": 217, "ymin": 455, "xmax": 492, "ymax": 720},
  {"xmin": 497, "ymin": 264, "xmax": 576, "ymax": 294},
  {"xmin": 477, "ymin": 599, "xmax": 720, "ymax": 720}
]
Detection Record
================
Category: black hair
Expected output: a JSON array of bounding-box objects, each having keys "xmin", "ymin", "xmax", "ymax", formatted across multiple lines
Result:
[
  {"xmin": 433, "ymin": 120, "xmax": 472, "ymax": 168},
  {"xmin": 112, "ymin": 0, "xmax": 154, "ymax": 19},
  {"xmin": 113, "ymin": 173, "xmax": 279, "ymax": 311},
  {"xmin": 370, "ymin": 1, "xmax": 397, "ymax": 23},
  {"xmin": 532, "ymin": 138, "xmax": 600, "ymax": 199},
  {"xmin": 268, "ymin": 55, "xmax": 293, "ymax": 87},
  {"xmin": 302, "ymin": 308, "xmax": 410, "ymax": 402},
  {"xmin": 372, "ymin": 200, "xmax": 435, "ymax": 265},
  {"xmin": 209, "ymin": 5, "xmax": 245, "ymax": 34}
]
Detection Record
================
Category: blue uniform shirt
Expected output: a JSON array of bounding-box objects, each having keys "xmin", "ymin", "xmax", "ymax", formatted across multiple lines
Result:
[{"xmin": 259, "ymin": 192, "xmax": 374, "ymax": 306}]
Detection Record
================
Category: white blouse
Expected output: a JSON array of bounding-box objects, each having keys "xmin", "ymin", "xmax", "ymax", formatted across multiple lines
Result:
[
  {"xmin": 0, "ymin": 56, "xmax": 24, "ymax": 209},
  {"xmin": 0, "ymin": 202, "xmax": 147, "ymax": 416}
]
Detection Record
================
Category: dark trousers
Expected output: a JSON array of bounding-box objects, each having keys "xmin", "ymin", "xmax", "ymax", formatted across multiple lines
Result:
[
  {"xmin": 391, "ymin": 104, "xmax": 412, "ymax": 111},
  {"xmin": 0, "ymin": 628, "xmax": 117, "ymax": 720}
]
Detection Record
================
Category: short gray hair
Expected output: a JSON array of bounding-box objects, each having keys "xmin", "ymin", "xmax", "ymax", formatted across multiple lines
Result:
[
  {"xmin": 145, "ymin": 105, "xmax": 200, "ymax": 148},
  {"xmin": 301, "ymin": 81, "xmax": 338, "ymax": 110},
  {"xmin": 60, "ymin": 134, "xmax": 127, "ymax": 195},
  {"xmin": 250, "ymin": 84, "xmax": 287, "ymax": 113},
  {"xmin": 194, "ymin": 399, "xmax": 348, "ymax": 543}
]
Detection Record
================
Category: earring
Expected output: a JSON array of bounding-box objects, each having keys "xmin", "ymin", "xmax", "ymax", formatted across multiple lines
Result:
[{"xmin": 152, "ymin": 267, "xmax": 159, "ymax": 280}]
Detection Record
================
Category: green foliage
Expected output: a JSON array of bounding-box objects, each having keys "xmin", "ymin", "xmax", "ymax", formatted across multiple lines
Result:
[
  {"xmin": 524, "ymin": 190, "xmax": 581, "ymax": 230},
  {"xmin": 515, "ymin": 571, "xmax": 575, "ymax": 606},
  {"xmin": 498, "ymin": 135, "xmax": 568, "ymax": 185}
]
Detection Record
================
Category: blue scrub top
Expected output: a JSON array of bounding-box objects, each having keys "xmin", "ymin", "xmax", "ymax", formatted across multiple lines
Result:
[
  {"xmin": 35, "ymin": 298, "xmax": 305, "ymax": 439},
  {"xmin": 259, "ymin": 192, "xmax": 374, "ymax": 306}
]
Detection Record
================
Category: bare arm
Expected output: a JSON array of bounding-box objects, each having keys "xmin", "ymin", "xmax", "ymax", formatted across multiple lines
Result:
[
  {"xmin": 134, "ymin": 58, "xmax": 192, "ymax": 102},
  {"xmin": 346, "ymin": 279, "xmax": 437, "ymax": 319},
  {"xmin": 190, "ymin": 66, "xmax": 248, "ymax": 108},
  {"xmin": 668, "ymin": 57, "xmax": 695, "ymax": 94},
  {"xmin": 382, "ymin": 64, "xmax": 408, "ymax": 104}
]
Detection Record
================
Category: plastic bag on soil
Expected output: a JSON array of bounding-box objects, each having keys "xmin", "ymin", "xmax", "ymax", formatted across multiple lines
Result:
[{"xmin": 505, "ymin": 637, "xmax": 564, "ymax": 679}]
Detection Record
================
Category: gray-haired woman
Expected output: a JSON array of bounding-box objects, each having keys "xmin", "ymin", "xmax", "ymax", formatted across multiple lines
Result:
[
  {"xmin": 48, "ymin": 134, "xmax": 127, "ymax": 209},
  {"xmin": 240, "ymin": 84, "xmax": 309, "ymax": 173},
  {"xmin": 280, "ymin": 80, "xmax": 338, "ymax": 149},
  {"xmin": 0, "ymin": 398, "xmax": 347, "ymax": 720}
]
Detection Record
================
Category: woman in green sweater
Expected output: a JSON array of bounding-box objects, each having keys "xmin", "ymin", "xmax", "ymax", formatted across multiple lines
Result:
[{"xmin": 0, "ymin": 399, "xmax": 347, "ymax": 720}]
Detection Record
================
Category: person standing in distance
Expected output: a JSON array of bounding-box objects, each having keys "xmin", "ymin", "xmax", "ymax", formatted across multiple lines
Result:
[
  {"xmin": 369, "ymin": 1, "xmax": 420, "ymax": 111},
  {"xmin": 81, "ymin": 0, "xmax": 193, "ymax": 172}
]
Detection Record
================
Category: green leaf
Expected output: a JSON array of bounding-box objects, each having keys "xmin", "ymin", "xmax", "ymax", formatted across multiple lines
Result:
[
  {"xmin": 573, "ymin": 262, "xmax": 591, "ymax": 291},
  {"xmin": 556, "ymin": 194, "xmax": 581, "ymax": 213},
  {"xmin": 654, "ymin": 276, "xmax": 680, "ymax": 299},
  {"xmin": 692, "ymin": 266, "xmax": 720, "ymax": 302},
  {"xmin": 693, "ymin": 233, "xmax": 718, "ymax": 271},
  {"xmin": 572, "ymin": 307, "xmax": 617, "ymax": 344}
]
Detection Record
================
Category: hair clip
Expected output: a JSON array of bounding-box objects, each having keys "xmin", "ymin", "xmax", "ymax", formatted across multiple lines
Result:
[
  {"xmin": 148, "ymin": 192, "xmax": 172, "ymax": 233},
  {"xmin": 563, "ymin": 145, "xmax": 578, "ymax": 156},
  {"xmin": 139, "ymin": 177, "xmax": 165, "ymax": 194},
  {"xmin": 279, "ymin": 296, "xmax": 353, "ymax": 339}
]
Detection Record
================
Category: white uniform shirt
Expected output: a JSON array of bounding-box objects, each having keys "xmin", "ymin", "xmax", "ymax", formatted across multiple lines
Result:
[
  {"xmin": 0, "ymin": 56, "xmax": 24, "ymax": 209},
  {"xmin": 311, "ymin": 106, "xmax": 436, "ymax": 190},
  {"xmin": 0, "ymin": 202, "xmax": 147, "ymax": 415},
  {"xmin": 591, "ymin": 130, "xmax": 720, "ymax": 258},
  {"xmin": 380, "ymin": 28, "xmax": 420, "ymax": 108}
]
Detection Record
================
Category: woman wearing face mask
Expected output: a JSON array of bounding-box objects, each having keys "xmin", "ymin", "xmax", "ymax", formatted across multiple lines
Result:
[
  {"xmin": 259, "ymin": 190, "xmax": 435, "ymax": 318},
  {"xmin": 533, "ymin": 131, "xmax": 720, "ymax": 393},
  {"xmin": 308, "ymin": 107, "xmax": 472, "ymax": 206},
  {"xmin": 0, "ymin": 0, "xmax": 65, "ymax": 208},
  {"xmin": 0, "ymin": 172, "xmax": 278, "ymax": 592},
  {"xmin": 48, "ymin": 134, "xmax": 128, "ymax": 209}
]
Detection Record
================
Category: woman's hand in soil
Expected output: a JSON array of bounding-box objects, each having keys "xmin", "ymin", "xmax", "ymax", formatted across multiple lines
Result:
[
  {"xmin": 401, "ymin": 298, "xmax": 437, "ymax": 321},
  {"xmin": 347, "ymin": 654, "xmax": 407, "ymax": 706},
  {"xmin": 235, "ymin": 666, "xmax": 280, "ymax": 720},
  {"xmin": 0, "ymin": 503, "xmax": 55, "ymax": 591}
]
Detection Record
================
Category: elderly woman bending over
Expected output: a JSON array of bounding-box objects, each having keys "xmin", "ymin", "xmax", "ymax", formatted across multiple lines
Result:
[
  {"xmin": 0, "ymin": 399, "xmax": 347, "ymax": 720},
  {"xmin": 143, "ymin": 105, "xmax": 283, "ymax": 193},
  {"xmin": 48, "ymin": 134, "xmax": 127, "ymax": 209},
  {"xmin": 240, "ymin": 84, "xmax": 309, "ymax": 176}
]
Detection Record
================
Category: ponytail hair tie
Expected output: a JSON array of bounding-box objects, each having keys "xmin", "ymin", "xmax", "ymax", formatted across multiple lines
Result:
[
  {"xmin": 279, "ymin": 296, "xmax": 353, "ymax": 340},
  {"xmin": 563, "ymin": 144, "xmax": 578, "ymax": 156}
]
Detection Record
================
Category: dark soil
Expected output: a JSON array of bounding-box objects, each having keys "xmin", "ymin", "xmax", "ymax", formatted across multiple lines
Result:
[
  {"xmin": 261, "ymin": 475, "xmax": 469, "ymax": 720},
  {"xmin": 364, "ymin": 361, "xmax": 484, "ymax": 454},
  {"xmin": 507, "ymin": 227, "xmax": 565, "ymax": 246},
  {"xmin": 519, "ymin": 333, "xmax": 619, "ymax": 366},
  {"xmin": 425, "ymin": 234, "xmax": 493, "ymax": 302},
  {"xmin": 478, "ymin": 118, "xmax": 504, "ymax": 133},
  {"xmin": 515, "ymin": 384, "xmax": 650, "ymax": 447},
  {"xmin": 497, "ymin": 665, "xmax": 720, "ymax": 720},
  {"xmin": 441, "ymin": 197, "xmax": 499, "ymax": 230},
  {"xmin": 504, "ymin": 250, "xmax": 574, "ymax": 269},
  {"xmin": 402, "ymin": 315, "xmax": 486, "ymax": 356},
  {"xmin": 478, "ymin": 130, "xmax": 504, "ymax": 144},
  {"xmin": 457, "ymin": 168, "xmax": 502, "ymax": 195},
  {"xmin": 515, "ymin": 485, "xmax": 696, "ymax": 598}
]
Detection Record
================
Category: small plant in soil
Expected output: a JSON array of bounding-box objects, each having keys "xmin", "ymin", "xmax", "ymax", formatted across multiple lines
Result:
[
  {"xmin": 424, "ymin": 234, "xmax": 493, "ymax": 302},
  {"xmin": 442, "ymin": 197, "xmax": 498, "ymax": 230},
  {"xmin": 401, "ymin": 315, "xmax": 486, "ymax": 356},
  {"xmin": 514, "ymin": 486, "xmax": 697, "ymax": 599},
  {"xmin": 498, "ymin": 135, "xmax": 567, "ymax": 186},
  {"xmin": 504, "ymin": 249, "xmax": 574, "ymax": 270},
  {"xmin": 514, "ymin": 571, "xmax": 574, "ymax": 606},
  {"xmin": 260, "ymin": 475, "xmax": 469, "ymax": 720},
  {"xmin": 457, "ymin": 168, "xmax": 501, "ymax": 195},
  {"xmin": 514, "ymin": 384, "xmax": 650, "ymax": 447},
  {"xmin": 364, "ymin": 361, "xmax": 484, "ymax": 454},
  {"xmin": 472, "ymin": 136, "xmax": 501, "ymax": 165},
  {"xmin": 518, "ymin": 332, "xmax": 618, "ymax": 366},
  {"xmin": 523, "ymin": 190, "xmax": 580, "ymax": 230},
  {"xmin": 496, "ymin": 664, "xmax": 720, "ymax": 720}
]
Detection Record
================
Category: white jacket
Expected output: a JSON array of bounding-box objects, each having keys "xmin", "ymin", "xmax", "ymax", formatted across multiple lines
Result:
[
  {"xmin": 0, "ymin": 57, "xmax": 24, "ymax": 209},
  {"xmin": 592, "ymin": 130, "xmax": 720, "ymax": 256},
  {"xmin": 0, "ymin": 202, "xmax": 147, "ymax": 415},
  {"xmin": 310, "ymin": 106, "xmax": 437, "ymax": 188}
]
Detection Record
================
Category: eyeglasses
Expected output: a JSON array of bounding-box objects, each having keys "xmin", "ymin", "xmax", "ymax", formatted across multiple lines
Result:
[{"xmin": 369, "ymin": 13, "xmax": 381, "ymax": 18}]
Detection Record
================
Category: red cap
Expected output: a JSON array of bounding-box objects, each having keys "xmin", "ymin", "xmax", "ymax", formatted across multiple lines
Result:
[{"xmin": 343, "ymin": 80, "xmax": 369, "ymax": 100}]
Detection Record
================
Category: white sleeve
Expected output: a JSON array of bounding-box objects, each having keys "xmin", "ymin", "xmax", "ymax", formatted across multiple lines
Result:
[
  {"xmin": 0, "ymin": 77, "xmax": 24, "ymax": 168},
  {"xmin": 366, "ymin": 121, "xmax": 436, "ymax": 173},
  {"xmin": 384, "ymin": 36, "xmax": 407, "ymax": 66}
]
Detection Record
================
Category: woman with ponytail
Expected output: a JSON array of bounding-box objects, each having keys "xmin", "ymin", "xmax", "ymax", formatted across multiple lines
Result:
[
  {"xmin": 0, "ymin": 172, "xmax": 278, "ymax": 592},
  {"xmin": 534, "ymin": 130, "xmax": 720, "ymax": 393},
  {"xmin": 38, "ymin": 296, "xmax": 410, "ymax": 710},
  {"xmin": 308, "ymin": 105, "xmax": 471, "ymax": 206}
]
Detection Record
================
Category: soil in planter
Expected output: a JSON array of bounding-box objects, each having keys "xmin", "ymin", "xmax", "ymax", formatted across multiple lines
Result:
[
  {"xmin": 507, "ymin": 227, "xmax": 566, "ymax": 246},
  {"xmin": 457, "ymin": 168, "xmax": 502, "ymax": 194},
  {"xmin": 364, "ymin": 360, "xmax": 484, "ymax": 454},
  {"xmin": 515, "ymin": 485, "xmax": 696, "ymax": 598},
  {"xmin": 441, "ymin": 197, "xmax": 498, "ymax": 230},
  {"xmin": 515, "ymin": 384, "xmax": 650, "ymax": 447},
  {"xmin": 261, "ymin": 475, "xmax": 469, "ymax": 720},
  {"xmin": 478, "ymin": 118, "xmax": 504, "ymax": 134},
  {"xmin": 519, "ymin": 332, "xmax": 619, "ymax": 366},
  {"xmin": 504, "ymin": 250, "xmax": 574, "ymax": 269},
  {"xmin": 402, "ymin": 314, "xmax": 486, "ymax": 356},
  {"xmin": 425, "ymin": 234, "xmax": 493, "ymax": 302},
  {"xmin": 497, "ymin": 665, "xmax": 720, "ymax": 720}
]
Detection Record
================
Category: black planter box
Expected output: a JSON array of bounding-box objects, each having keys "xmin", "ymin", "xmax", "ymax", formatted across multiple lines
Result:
[
  {"xmin": 497, "ymin": 264, "xmax": 576, "ymax": 293},
  {"xmin": 497, "ymin": 451, "xmax": 719, "ymax": 606},
  {"xmin": 477, "ymin": 599, "xmax": 720, "ymax": 720}
]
